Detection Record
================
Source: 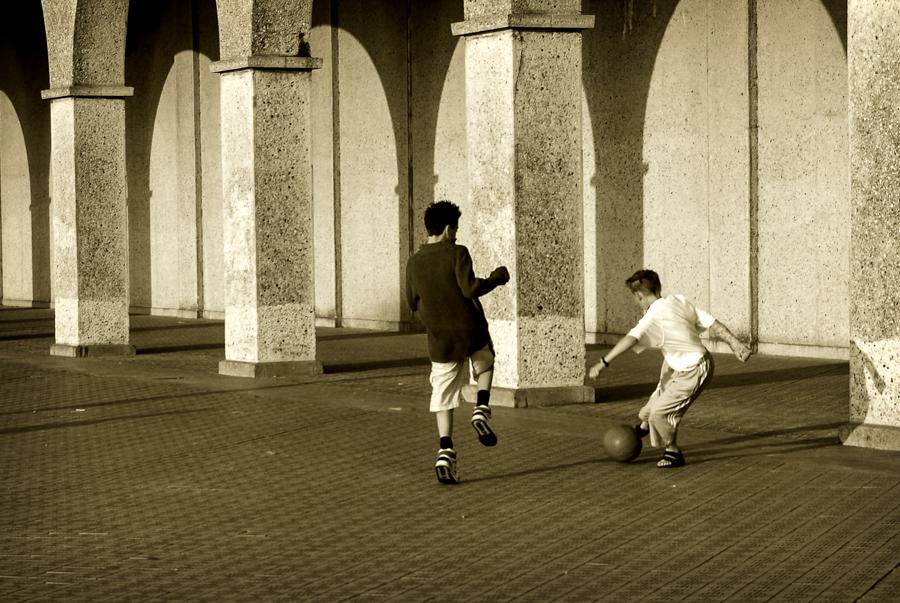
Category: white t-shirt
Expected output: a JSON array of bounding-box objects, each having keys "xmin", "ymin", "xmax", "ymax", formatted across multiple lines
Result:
[{"xmin": 627, "ymin": 294, "xmax": 716, "ymax": 371}]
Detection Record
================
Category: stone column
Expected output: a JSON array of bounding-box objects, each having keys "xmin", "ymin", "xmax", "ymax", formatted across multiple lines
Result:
[
  {"xmin": 211, "ymin": 57, "xmax": 323, "ymax": 378},
  {"xmin": 453, "ymin": 3, "xmax": 594, "ymax": 407},
  {"xmin": 840, "ymin": 1, "xmax": 900, "ymax": 451},
  {"xmin": 41, "ymin": 86, "xmax": 135, "ymax": 357}
]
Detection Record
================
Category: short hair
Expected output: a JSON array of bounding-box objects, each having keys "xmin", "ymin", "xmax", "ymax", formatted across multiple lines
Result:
[
  {"xmin": 626, "ymin": 269, "xmax": 661, "ymax": 296},
  {"xmin": 423, "ymin": 200, "xmax": 461, "ymax": 236}
]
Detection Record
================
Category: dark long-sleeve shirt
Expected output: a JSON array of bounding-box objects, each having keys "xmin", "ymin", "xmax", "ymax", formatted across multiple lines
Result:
[{"xmin": 406, "ymin": 240, "xmax": 502, "ymax": 362}]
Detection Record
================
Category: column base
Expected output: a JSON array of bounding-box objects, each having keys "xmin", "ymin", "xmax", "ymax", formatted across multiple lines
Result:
[
  {"xmin": 219, "ymin": 359, "xmax": 324, "ymax": 378},
  {"xmin": 50, "ymin": 344, "xmax": 136, "ymax": 357},
  {"xmin": 463, "ymin": 384, "xmax": 594, "ymax": 408},
  {"xmin": 839, "ymin": 422, "xmax": 900, "ymax": 452}
]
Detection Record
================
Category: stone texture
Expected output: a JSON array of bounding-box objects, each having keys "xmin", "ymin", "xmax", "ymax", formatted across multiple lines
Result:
[
  {"xmin": 41, "ymin": 0, "xmax": 128, "ymax": 88},
  {"xmin": 335, "ymin": 2, "xmax": 409, "ymax": 330},
  {"xmin": 309, "ymin": 3, "xmax": 337, "ymax": 324},
  {"xmin": 846, "ymin": 0, "xmax": 900, "ymax": 449},
  {"xmin": 124, "ymin": 0, "xmax": 201, "ymax": 317},
  {"xmin": 216, "ymin": 0, "xmax": 313, "ymax": 60},
  {"xmin": 462, "ymin": 25, "xmax": 589, "ymax": 399},
  {"xmin": 641, "ymin": 0, "xmax": 750, "ymax": 339},
  {"xmin": 218, "ymin": 67, "xmax": 318, "ymax": 371},
  {"xmin": 48, "ymin": 95, "xmax": 131, "ymax": 351},
  {"xmin": 0, "ymin": 2, "xmax": 51, "ymax": 308},
  {"xmin": 463, "ymin": 0, "xmax": 581, "ymax": 21},
  {"xmin": 757, "ymin": 0, "xmax": 849, "ymax": 350}
]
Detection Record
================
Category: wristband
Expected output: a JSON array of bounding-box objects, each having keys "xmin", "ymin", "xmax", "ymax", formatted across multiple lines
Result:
[{"xmin": 601, "ymin": 358, "xmax": 610, "ymax": 368}]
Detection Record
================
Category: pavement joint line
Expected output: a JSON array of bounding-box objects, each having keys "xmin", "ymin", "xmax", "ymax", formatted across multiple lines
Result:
[
  {"xmin": 683, "ymin": 472, "xmax": 890, "ymax": 601},
  {"xmin": 629, "ymin": 465, "xmax": 833, "ymax": 601},
  {"xmin": 770, "ymin": 482, "xmax": 900, "ymax": 600},
  {"xmin": 416, "ymin": 461, "xmax": 764, "ymax": 600}
]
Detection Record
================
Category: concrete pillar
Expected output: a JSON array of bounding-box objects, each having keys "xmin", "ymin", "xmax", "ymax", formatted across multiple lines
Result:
[
  {"xmin": 212, "ymin": 56, "xmax": 323, "ymax": 378},
  {"xmin": 41, "ymin": 86, "xmax": 135, "ymax": 357},
  {"xmin": 452, "ymin": 2, "xmax": 594, "ymax": 407},
  {"xmin": 840, "ymin": 1, "xmax": 900, "ymax": 451}
]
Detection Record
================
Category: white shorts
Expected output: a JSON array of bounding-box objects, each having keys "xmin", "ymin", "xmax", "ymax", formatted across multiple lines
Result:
[{"xmin": 429, "ymin": 347, "xmax": 494, "ymax": 412}]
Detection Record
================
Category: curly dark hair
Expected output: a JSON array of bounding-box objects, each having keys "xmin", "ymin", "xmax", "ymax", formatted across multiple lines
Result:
[
  {"xmin": 423, "ymin": 200, "xmax": 461, "ymax": 236},
  {"xmin": 626, "ymin": 269, "xmax": 661, "ymax": 296}
]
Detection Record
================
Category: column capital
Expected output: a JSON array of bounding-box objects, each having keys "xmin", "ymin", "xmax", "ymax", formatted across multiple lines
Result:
[
  {"xmin": 451, "ymin": 13, "xmax": 594, "ymax": 37},
  {"xmin": 210, "ymin": 55, "xmax": 323, "ymax": 74},
  {"xmin": 41, "ymin": 85, "xmax": 134, "ymax": 100}
]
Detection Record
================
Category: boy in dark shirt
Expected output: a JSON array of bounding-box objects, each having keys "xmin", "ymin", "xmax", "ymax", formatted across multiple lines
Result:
[{"xmin": 406, "ymin": 201, "xmax": 510, "ymax": 484}]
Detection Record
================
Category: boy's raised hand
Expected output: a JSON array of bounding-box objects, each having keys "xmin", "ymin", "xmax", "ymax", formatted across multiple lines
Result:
[{"xmin": 490, "ymin": 266, "xmax": 510, "ymax": 285}]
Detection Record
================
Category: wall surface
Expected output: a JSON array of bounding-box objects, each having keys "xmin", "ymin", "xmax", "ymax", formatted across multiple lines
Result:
[
  {"xmin": 310, "ymin": 0, "xmax": 336, "ymax": 325},
  {"xmin": 756, "ymin": 0, "xmax": 848, "ymax": 351},
  {"xmin": 410, "ymin": 1, "xmax": 467, "ymax": 252},
  {"xmin": 198, "ymin": 0, "xmax": 223, "ymax": 318},
  {"xmin": 642, "ymin": 0, "xmax": 751, "ymax": 339},
  {"xmin": 125, "ymin": 0, "xmax": 222, "ymax": 318},
  {"xmin": 335, "ymin": 0, "xmax": 409, "ymax": 329},
  {"xmin": 0, "ymin": 3, "xmax": 51, "ymax": 306},
  {"xmin": 125, "ymin": 0, "xmax": 197, "ymax": 317},
  {"xmin": 0, "ymin": 0, "xmax": 855, "ymax": 360},
  {"xmin": 582, "ymin": 0, "xmax": 847, "ymax": 354}
]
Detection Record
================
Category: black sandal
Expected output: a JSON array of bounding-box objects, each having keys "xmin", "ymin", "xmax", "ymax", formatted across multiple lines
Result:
[{"xmin": 657, "ymin": 449, "xmax": 685, "ymax": 468}]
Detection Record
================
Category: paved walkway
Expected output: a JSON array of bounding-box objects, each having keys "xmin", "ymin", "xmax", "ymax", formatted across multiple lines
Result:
[{"xmin": 1, "ymin": 308, "xmax": 898, "ymax": 602}]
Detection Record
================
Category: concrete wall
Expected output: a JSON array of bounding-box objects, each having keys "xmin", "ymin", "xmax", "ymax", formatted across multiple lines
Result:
[
  {"xmin": 309, "ymin": 0, "xmax": 465, "ymax": 329},
  {"xmin": 310, "ymin": 1, "xmax": 337, "ymax": 325},
  {"xmin": 125, "ymin": 0, "xmax": 222, "ymax": 318},
  {"xmin": 0, "ymin": 0, "xmax": 852, "ymax": 360},
  {"xmin": 583, "ymin": 0, "xmax": 751, "ymax": 340},
  {"xmin": 756, "ymin": 0, "xmax": 848, "ymax": 354},
  {"xmin": 198, "ymin": 0, "xmax": 223, "ymax": 318},
  {"xmin": 333, "ymin": 1, "xmax": 409, "ymax": 330},
  {"xmin": 642, "ymin": 0, "xmax": 751, "ymax": 339},
  {"xmin": 0, "ymin": 3, "xmax": 51, "ymax": 307},
  {"xmin": 582, "ymin": 0, "xmax": 848, "ymax": 356},
  {"xmin": 410, "ymin": 1, "xmax": 467, "ymax": 252}
]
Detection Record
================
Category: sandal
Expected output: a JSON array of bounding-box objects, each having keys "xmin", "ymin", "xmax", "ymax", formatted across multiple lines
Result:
[{"xmin": 657, "ymin": 449, "xmax": 685, "ymax": 468}]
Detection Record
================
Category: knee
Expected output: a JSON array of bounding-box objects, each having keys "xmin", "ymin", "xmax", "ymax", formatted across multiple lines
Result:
[{"xmin": 471, "ymin": 350, "xmax": 494, "ymax": 378}]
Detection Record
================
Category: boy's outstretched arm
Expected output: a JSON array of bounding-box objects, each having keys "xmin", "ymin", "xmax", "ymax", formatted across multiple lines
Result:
[
  {"xmin": 709, "ymin": 320, "xmax": 753, "ymax": 362},
  {"xmin": 455, "ymin": 246, "xmax": 510, "ymax": 298},
  {"xmin": 588, "ymin": 335, "xmax": 638, "ymax": 379}
]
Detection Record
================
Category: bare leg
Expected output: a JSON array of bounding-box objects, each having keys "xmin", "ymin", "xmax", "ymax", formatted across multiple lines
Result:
[
  {"xmin": 476, "ymin": 368, "xmax": 493, "ymax": 394},
  {"xmin": 436, "ymin": 409, "xmax": 454, "ymax": 439}
]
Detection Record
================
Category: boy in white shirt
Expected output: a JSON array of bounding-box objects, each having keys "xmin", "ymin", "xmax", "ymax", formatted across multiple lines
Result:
[{"xmin": 588, "ymin": 269, "xmax": 752, "ymax": 468}]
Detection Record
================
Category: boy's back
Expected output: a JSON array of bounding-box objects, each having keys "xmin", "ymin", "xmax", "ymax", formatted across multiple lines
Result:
[
  {"xmin": 406, "ymin": 239, "xmax": 492, "ymax": 363},
  {"xmin": 628, "ymin": 294, "xmax": 715, "ymax": 371}
]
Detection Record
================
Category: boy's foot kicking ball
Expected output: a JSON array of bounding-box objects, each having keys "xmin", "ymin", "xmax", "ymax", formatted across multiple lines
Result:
[
  {"xmin": 657, "ymin": 448, "xmax": 685, "ymax": 468},
  {"xmin": 471, "ymin": 404, "xmax": 497, "ymax": 447},
  {"xmin": 435, "ymin": 448, "xmax": 459, "ymax": 484}
]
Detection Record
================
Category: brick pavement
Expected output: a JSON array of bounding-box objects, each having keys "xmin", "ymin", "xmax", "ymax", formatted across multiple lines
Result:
[{"xmin": 0, "ymin": 309, "xmax": 898, "ymax": 602}]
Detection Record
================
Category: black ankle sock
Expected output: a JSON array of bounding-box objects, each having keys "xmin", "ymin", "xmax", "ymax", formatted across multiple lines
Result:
[
  {"xmin": 440, "ymin": 436, "xmax": 453, "ymax": 450},
  {"xmin": 476, "ymin": 390, "xmax": 491, "ymax": 407}
]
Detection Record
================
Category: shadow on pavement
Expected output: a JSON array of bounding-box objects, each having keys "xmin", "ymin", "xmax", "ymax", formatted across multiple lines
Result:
[
  {"xmin": 594, "ymin": 363, "xmax": 848, "ymax": 403},
  {"xmin": 458, "ymin": 458, "xmax": 606, "ymax": 484},
  {"xmin": 0, "ymin": 408, "xmax": 211, "ymax": 435},
  {"xmin": 323, "ymin": 358, "xmax": 430, "ymax": 373}
]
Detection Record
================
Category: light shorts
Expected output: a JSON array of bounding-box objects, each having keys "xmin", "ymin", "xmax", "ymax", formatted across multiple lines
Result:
[{"xmin": 429, "ymin": 346, "xmax": 494, "ymax": 412}]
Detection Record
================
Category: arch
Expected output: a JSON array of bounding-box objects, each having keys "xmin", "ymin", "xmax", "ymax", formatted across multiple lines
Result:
[
  {"xmin": 124, "ymin": 0, "xmax": 221, "ymax": 316},
  {"xmin": 0, "ymin": 1, "xmax": 52, "ymax": 306},
  {"xmin": 581, "ymin": 0, "xmax": 848, "ymax": 346},
  {"xmin": 306, "ymin": 0, "xmax": 459, "ymax": 328}
]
